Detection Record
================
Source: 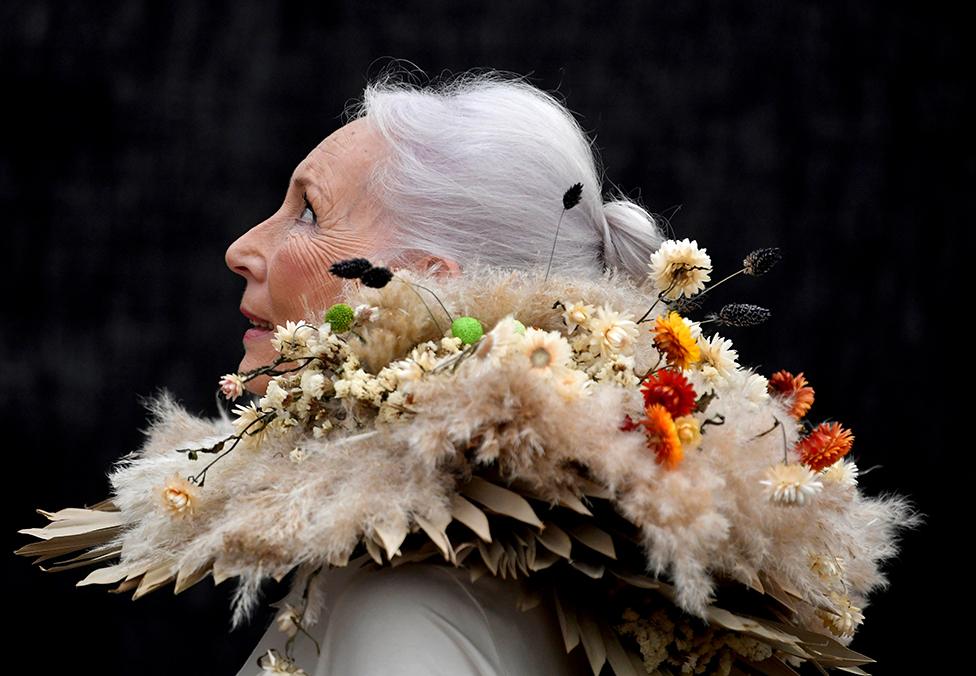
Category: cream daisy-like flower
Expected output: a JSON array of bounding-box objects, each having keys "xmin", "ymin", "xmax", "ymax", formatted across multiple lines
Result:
[
  {"xmin": 218, "ymin": 373, "xmax": 245, "ymax": 400},
  {"xmin": 232, "ymin": 400, "xmax": 271, "ymax": 447},
  {"xmin": 821, "ymin": 458, "xmax": 860, "ymax": 489},
  {"xmin": 760, "ymin": 463, "xmax": 824, "ymax": 506},
  {"xmin": 588, "ymin": 305, "xmax": 640, "ymax": 357},
  {"xmin": 160, "ymin": 471, "xmax": 200, "ymax": 518},
  {"xmin": 696, "ymin": 333, "xmax": 739, "ymax": 387},
  {"xmin": 816, "ymin": 592, "xmax": 864, "ymax": 638},
  {"xmin": 647, "ymin": 238, "xmax": 712, "ymax": 300},
  {"xmin": 563, "ymin": 301, "xmax": 596, "ymax": 333},
  {"xmin": 522, "ymin": 327, "xmax": 573, "ymax": 373},
  {"xmin": 741, "ymin": 371, "xmax": 771, "ymax": 406},
  {"xmin": 271, "ymin": 320, "xmax": 313, "ymax": 359}
]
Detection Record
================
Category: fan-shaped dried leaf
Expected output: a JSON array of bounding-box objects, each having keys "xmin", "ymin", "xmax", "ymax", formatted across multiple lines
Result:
[{"xmin": 460, "ymin": 476, "xmax": 544, "ymax": 528}]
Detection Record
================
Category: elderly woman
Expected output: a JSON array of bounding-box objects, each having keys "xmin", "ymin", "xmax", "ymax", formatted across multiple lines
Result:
[{"xmin": 226, "ymin": 71, "xmax": 663, "ymax": 675}]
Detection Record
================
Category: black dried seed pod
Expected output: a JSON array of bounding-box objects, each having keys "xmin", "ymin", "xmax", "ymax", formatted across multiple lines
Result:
[
  {"xmin": 743, "ymin": 247, "xmax": 782, "ymax": 276},
  {"xmin": 329, "ymin": 258, "xmax": 373, "ymax": 279},
  {"xmin": 714, "ymin": 303, "xmax": 771, "ymax": 327},
  {"xmin": 670, "ymin": 296, "xmax": 704, "ymax": 315},
  {"xmin": 361, "ymin": 266, "xmax": 394, "ymax": 288},
  {"xmin": 562, "ymin": 183, "xmax": 583, "ymax": 210}
]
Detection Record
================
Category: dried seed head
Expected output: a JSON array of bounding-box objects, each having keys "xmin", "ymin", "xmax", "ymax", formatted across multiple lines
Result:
[
  {"xmin": 329, "ymin": 258, "xmax": 373, "ymax": 279},
  {"xmin": 563, "ymin": 183, "xmax": 583, "ymax": 210},
  {"xmin": 743, "ymin": 247, "xmax": 782, "ymax": 276},
  {"xmin": 713, "ymin": 303, "xmax": 772, "ymax": 327},
  {"xmin": 670, "ymin": 296, "xmax": 704, "ymax": 315},
  {"xmin": 361, "ymin": 266, "xmax": 394, "ymax": 288}
]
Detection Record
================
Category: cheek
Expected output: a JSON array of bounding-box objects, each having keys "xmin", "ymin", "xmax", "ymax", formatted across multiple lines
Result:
[{"xmin": 269, "ymin": 230, "xmax": 366, "ymax": 317}]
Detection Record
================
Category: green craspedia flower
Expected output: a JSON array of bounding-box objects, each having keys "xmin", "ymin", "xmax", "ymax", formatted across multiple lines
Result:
[
  {"xmin": 324, "ymin": 303, "xmax": 355, "ymax": 332},
  {"xmin": 451, "ymin": 316, "xmax": 484, "ymax": 345},
  {"xmin": 512, "ymin": 320, "xmax": 526, "ymax": 334}
]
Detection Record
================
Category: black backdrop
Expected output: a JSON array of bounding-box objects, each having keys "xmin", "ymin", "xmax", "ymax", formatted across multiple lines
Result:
[{"xmin": 3, "ymin": 1, "xmax": 965, "ymax": 674}]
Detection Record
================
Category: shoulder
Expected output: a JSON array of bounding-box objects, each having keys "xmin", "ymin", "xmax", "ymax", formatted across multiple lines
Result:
[{"xmin": 319, "ymin": 563, "xmax": 504, "ymax": 675}]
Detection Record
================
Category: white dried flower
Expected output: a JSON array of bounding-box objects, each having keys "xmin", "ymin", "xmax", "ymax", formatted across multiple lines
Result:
[
  {"xmin": 760, "ymin": 463, "xmax": 823, "ymax": 506},
  {"xmin": 275, "ymin": 603, "xmax": 302, "ymax": 637},
  {"xmin": 816, "ymin": 592, "xmax": 864, "ymax": 638},
  {"xmin": 300, "ymin": 369, "xmax": 327, "ymax": 399},
  {"xmin": 588, "ymin": 305, "xmax": 640, "ymax": 357},
  {"xmin": 552, "ymin": 366, "xmax": 592, "ymax": 401},
  {"xmin": 271, "ymin": 320, "xmax": 313, "ymax": 359},
  {"xmin": 647, "ymin": 238, "xmax": 712, "ymax": 299},
  {"xmin": 311, "ymin": 420, "xmax": 333, "ymax": 438},
  {"xmin": 289, "ymin": 447, "xmax": 306, "ymax": 463},
  {"xmin": 258, "ymin": 648, "xmax": 308, "ymax": 675},
  {"xmin": 741, "ymin": 371, "xmax": 770, "ymax": 406},
  {"xmin": 592, "ymin": 354, "xmax": 640, "ymax": 387},
  {"xmin": 218, "ymin": 373, "xmax": 245, "ymax": 400},
  {"xmin": 354, "ymin": 304, "xmax": 379, "ymax": 323},
  {"xmin": 563, "ymin": 301, "xmax": 596, "ymax": 333},
  {"xmin": 809, "ymin": 551, "xmax": 846, "ymax": 582},
  {"xmin": 821, "ymin": 458, "xmax": 859, "ymax": 489},
  {"xmin": 697, "ymin": 333, "xmax": 739, "ymax": 387},
  {"xmin": 259, "ymin": 379, "xmax": 289, "ymax": 411}
]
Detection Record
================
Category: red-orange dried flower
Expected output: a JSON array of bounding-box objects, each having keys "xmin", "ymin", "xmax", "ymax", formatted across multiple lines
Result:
[
  {"xmin": 768, "ymin": 369, "xmax": 815, "ymax": 419},
  {"xmin": 642, "ymin": 403, "xmax": 684, "ymax": 470},
  {"xmin": 796, "ymin": 421, "xmax": 854, "ymax": 471},
  {"xmin": 640, "ymin": 369, "xmax": 698, "ymax": 418}
]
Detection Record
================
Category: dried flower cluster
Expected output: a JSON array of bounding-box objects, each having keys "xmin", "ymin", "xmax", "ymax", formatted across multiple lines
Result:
[{"xmin": 17, "ymin": 233, "xmax": 919, "ymax": 676}]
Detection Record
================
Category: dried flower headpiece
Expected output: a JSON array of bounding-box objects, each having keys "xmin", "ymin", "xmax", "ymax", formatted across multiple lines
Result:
[{"xmin": 17, "ymin": 184, "xmax": 920, "ymax": 676}]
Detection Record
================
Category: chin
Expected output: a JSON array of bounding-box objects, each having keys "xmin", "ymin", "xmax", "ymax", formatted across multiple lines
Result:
[{"xmin": 238, "ymin": 342, "xmax": 276, "ymax": 395}]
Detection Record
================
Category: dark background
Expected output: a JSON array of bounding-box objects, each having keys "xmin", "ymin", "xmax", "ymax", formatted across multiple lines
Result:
[{"xmin": 3, "ymin": 1, "xmax": 965, "ymax": 674}]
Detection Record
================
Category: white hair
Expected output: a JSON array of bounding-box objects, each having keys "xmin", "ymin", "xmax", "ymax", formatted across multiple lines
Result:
[{"xmin": 345, "ymin": 68, "xmax": 664, "ymax": 284}]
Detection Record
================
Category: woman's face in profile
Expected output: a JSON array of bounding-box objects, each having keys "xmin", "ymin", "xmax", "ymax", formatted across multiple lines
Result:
[{"xmin": 225, "ymin": 118, "xmax": 388, "ymax": 393}]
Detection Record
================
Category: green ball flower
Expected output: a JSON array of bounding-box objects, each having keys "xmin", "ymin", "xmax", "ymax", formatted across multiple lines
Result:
[
  {"xmin": 324, "ymin": 303, "xmax": 355, "ymax": 332},
  {"xmin": 512, "ymin": 320, "xmax": 526, "ymax": 334},
  {"xmin": 451, "ymin": 316, "xmax": 484, "ymax": 345}
]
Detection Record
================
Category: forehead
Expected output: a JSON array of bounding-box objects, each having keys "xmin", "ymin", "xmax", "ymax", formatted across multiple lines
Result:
[{"xmin": 291, "ymin": 118, "xmax": 382, "ymax": 188}]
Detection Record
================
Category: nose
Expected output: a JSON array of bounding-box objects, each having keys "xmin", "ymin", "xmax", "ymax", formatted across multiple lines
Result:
[{"xmin": 224, "ymin": 222, "xmax": 268, "ymax": 283}]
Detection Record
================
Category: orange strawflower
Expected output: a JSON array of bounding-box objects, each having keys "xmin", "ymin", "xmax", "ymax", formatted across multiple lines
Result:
[
  {"xmin": 640, "ymin": 368, "xmax": 698, "ymax": 418},
  {"xmin": 651, "ymin": 311, "xmax": 701, "ymax": 370},
  {"xmin": 641, "ymin": 403, "xmax": 684, "ymax": 469},
  {"xmin": 796, "ymin": 421, "xmax": 855, "ymax": 471},
  {"xmin": 768, "ymin": 369, "xmax": 815, "ymax": 419}
]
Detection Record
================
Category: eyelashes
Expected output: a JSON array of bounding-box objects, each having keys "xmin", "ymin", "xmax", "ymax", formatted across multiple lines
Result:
[{"xmin": 296, "ymin": 192, "xmax": 317, "ymax": 226}]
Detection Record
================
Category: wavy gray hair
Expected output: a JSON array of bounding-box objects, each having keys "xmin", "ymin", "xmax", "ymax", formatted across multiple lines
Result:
[{"xmin": 346, "ymin": 69, "xmax": 664, "ymax": 284}]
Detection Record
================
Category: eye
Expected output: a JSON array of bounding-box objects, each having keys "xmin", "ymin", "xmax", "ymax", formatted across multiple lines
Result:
[{"xmin": 297, "ymin": 192, "xmax": 317, "ymax": 226}]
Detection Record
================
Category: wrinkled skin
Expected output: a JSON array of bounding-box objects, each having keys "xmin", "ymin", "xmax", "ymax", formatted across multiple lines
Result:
[{"xmin": 225, "ymin": 117, "xmax": 455, "ymax": 394}]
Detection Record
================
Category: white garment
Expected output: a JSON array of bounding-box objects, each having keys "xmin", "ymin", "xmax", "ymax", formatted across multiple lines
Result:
[{"xmin": 237, "ymin": 554, "xmax": 592, "ymax": 675}]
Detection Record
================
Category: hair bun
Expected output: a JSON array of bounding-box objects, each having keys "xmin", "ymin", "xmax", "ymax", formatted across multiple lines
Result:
[{"xmin": 600, "ymin": 199, "xmax": 665, "ymax": 283}]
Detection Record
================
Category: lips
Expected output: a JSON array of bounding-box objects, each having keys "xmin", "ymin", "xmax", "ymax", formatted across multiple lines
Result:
[{"xmin": 241, "ymin": 306, "xmax": 274, "ymax": 329}]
